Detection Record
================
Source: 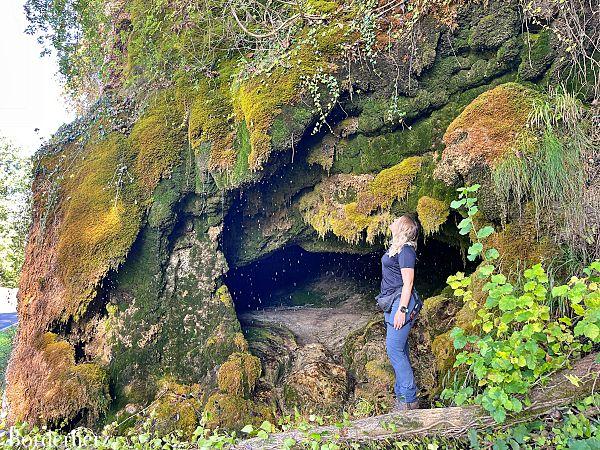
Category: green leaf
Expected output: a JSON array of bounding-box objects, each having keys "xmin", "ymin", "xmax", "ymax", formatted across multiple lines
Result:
[
  {"xmin": 283, "ymin": 438, "xmax": 297, "ymax": 449},
  {"xmin": 458, "ymin": 218, "xmax": 473, "ymax": 235},
  {"xmin": 499, "ymin": 296, "xmax": 517, "ymax": 311},
  {"xmin": 450, "ymin": 199, "xmax": 465, "ymax": 209},
  {"xmin": 257, "ymin": 430, "xmax": 269, "ymax": 440},
  {"xmin": 477, "ymin": 226, "xmax": 495, "ymax": 239},
  {"xmin": 451, "ymin": 327, "xmax": 468, "ymax": 349},
  {"xmin": 551, "ymin": 285, "xmax": 569, "ymax": 297},
  {"xmin": 574, "ymin": 322, "xmax": 599, "ymax": 341},
  {"xmin": 491, "ymin": 274, "xmax": 507, "ymax": 284},
  {"xmin": 479, "ymin": 264, "xmax": 495, "ymax": 278},
  {"xmin": 468, "ymin": 243, "xmax": 484, "ymax": 261},
  {"xmin": 241, "ymin": 425, "xmax": 254, "ymax": 434},
  {"xmin": 485, "ymin": 248, "xmax": 500, "ymax": 260}
]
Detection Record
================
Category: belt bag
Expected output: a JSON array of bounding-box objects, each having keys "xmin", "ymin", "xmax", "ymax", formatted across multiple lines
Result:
[{"xmin": 375, "ymin": 289, "xmax": 422, "ymax": 314}]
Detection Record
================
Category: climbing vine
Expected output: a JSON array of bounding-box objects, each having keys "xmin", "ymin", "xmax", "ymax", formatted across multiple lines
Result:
[{"xmin": 441, "ymin": 185, "xmax": 600, "ymax": 423}]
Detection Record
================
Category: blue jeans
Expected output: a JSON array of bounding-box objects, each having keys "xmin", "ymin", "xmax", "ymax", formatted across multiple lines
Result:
[{"xmin": 383, "ymin": 291, "xmax": 420, "ymax": 403}]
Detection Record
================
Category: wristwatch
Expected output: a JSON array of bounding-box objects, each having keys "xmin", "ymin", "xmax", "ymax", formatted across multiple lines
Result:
[{"xmin": 399, "ymin": 305, "xmax": 408, "ymax": 313}]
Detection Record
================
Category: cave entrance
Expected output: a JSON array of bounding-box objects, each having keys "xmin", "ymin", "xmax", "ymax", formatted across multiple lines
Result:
[{"xmin": 224, "ymin": 238, "xmax": 469, "ymax": 353}]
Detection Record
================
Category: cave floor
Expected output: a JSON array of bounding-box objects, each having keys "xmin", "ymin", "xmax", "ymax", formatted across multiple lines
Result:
[{"xmin": 238, "ymin": 275, "xmax": 380, "ymax": 355}]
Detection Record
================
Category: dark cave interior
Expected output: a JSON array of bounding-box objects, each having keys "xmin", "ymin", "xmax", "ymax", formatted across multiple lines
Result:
[{"xmin": 225, "ymin": 236, "xmax": 473, "ymax": 313}]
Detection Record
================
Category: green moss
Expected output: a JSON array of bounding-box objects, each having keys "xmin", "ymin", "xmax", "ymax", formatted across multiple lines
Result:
[
  {"xmin": 306, "ymin": 0, "xmax": 339, "ymax": 14},
  {"xmin": 202, "ymin": 392, "xmax": 273, "ymax": 431},
  {"xmin": 519, "ymin": 31, "xmax": 553, "ymax": 81},
  {"xmin": 129, "ymin": 89, "xmax": 187, "ymax": 195},
  {"xmin": 146, "ymin": 379, "xmax": 204, "ymax": 438},
  {"xmin": 232, "ymin": 23, "xmax": 351, "ymax": 170},
  {"xmin": 185, "ymin": 66, "xmax": 237, "ymax": 171},
  {"xmin": 468, "ymin": 8, "xmax": 519, "ymax": 51},
  {"xmin": 358, "ymin": 156, "xmax": 423, "ymax": 213},
  {"xmin": 364, "ymin": 359, "xmax": 394, "ymax": 385},
  {"xmin": 299, "ymin": 156, "xmax": 423, "ymax": 244},
  {"xmin": 416, "ymin": 196, "xmax": 449, "ymax": 236},
  {"xmin": 56, "ymin": 133, "xmax": 144, "ymax": 320},
  {"xmin": 216, "ymin": 352, "xmax": 262, "ymax": 398},
  {"xmin": 437, "ymin": 82, "xmax": 542, "ymax": 185},
  {"xmin": 332, "ymin": 127, "xmax": 429, "ymax": 174}
]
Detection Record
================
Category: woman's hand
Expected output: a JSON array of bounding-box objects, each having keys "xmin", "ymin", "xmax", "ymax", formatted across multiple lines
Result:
[{"xmin": 393, "ymin": 310, "xmax": 406, "ymax": 329}]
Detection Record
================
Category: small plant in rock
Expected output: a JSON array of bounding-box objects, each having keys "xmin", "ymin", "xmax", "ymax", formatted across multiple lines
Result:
[{"xmin": 441, "ymin": 185, "xmax": 600, "ymax": 423}]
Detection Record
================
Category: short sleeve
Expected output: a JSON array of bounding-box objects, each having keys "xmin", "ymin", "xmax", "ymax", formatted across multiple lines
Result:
[{"xmin": 397, "ymin": 245, "xmax": 416, "ymax": 269}]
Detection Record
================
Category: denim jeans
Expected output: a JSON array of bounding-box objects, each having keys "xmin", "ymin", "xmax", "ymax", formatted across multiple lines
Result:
[{"xmin": 383, "ymin": 291, "xmax": 420, "ymax": 403}]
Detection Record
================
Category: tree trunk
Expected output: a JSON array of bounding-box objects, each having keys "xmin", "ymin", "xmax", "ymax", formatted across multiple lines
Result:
[{"xmin": 234, "ymin": 353, "xmax": 599, "ymax": 449}]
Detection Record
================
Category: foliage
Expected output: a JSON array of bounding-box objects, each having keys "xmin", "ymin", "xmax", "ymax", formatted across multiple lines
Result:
[
  {"xmin": 1, "ymin": 398, "xmax": 598, "ymax": 449},
  {"xmin": 0, "ymin": 138, "xmax": 31, "ymax": 288},
  {"xmin": 475, "ymin": 394, "xmax": 600, "ymax": 450},
  {"xmin": 23, "ymin": 0, "xmax": 109, "ymax": 108},
  {"xmin": 0, "ymin": 326, "xmax": 16, "ymax": 389},
  {"xmin": 520, "ymin": 0, "xmax": 600, "ymax": 100},
  {"xmin": 441, "ymin": 185, "xmax": 600, "ymax": 423},
  {"xmin": 492, "ymin": 86, "xmax": 597, "ymax": 267}
]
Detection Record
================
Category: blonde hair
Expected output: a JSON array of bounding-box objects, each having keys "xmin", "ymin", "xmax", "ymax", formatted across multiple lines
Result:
[{"xmin": 387, "ymin": 214, "xmax": 419, "ymax": 257}]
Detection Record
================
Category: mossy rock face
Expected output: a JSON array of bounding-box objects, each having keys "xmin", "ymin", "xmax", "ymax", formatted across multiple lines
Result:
[
  {"xmin": 202, "ymin": 392, "xmax": 274, "ymax": 432},
  {"xmin": 282, "ymin": 343, "xmax": 349, "ymax": 414},
  {"xmin": 468, "ymin": 5, "xmax": 520, "ymax": 51},
  {"xmin": 342, "ymin": 318, "xmax": 396, "ymax": 414},
  {"xmin": 139, "ymin": 379, "xmax": 205, "ymax": 438},
  {"xmin": 8, "ymin": 0, "xmax": 570, "ymax": 430},
  {"xmin": 434, "ymin": 82, "xmax": 542, "ymax": 218},
  {"xmin": 108, "ymin": 216, "xmax": 245, "ymax": 403},
  {"xmin": 518, "ymin": 31, "xmax": 555, "ymax": 81},
  {"xmin": 217, "ymin": 352, "xmax": 262, "ymax": 398},
  {"xmin": 6, "ymin": 333, "xmax": 110, "ymax": 425}
]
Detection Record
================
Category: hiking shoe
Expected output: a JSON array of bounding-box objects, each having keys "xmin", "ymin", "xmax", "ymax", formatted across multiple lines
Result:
[
  {"xmin": 392, "ymin": 400, "xmax": 409, "ymax": 412},
  {"xmin": 392, "ymin": 399, "xmax": 419, "ymax": 412},
  {"xmin": 407, "ymin": 400, "xmax": 420, "ymax": 410}
]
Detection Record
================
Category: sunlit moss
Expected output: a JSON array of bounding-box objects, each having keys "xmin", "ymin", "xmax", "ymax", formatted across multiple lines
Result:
[
  {"xmin": 416, "ymin": 196, "xmax": 450, "ymax": 236},
  {"xmin": 233, "ymin": 23, "xmax": 352, "ymax": 170},
  {"xmin": 357, "ymin": 156, "xmax": 423, "ymax": 213},
  {"xmin": 129, "ymin": 89, "xmax": 187, "ymax": 195},
  {"xmin": 435, "ymin": 83, "xmax": 541, "ymax": 184},
  {"xmin": 56, "ymin": 133, "xmax": 144, "ymax": 320},
  {"xmin": 299, "ymin": 157, "xmax": 423, "ymax": 244}
]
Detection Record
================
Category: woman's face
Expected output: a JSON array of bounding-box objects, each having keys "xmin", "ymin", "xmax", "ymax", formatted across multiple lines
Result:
[{"xmin": 389, "ymin": 219, "xmax": 401, "ymax": 237}]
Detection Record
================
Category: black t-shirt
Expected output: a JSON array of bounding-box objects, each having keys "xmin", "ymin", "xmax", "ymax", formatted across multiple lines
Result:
[{"xmin": 380, "ymin": 244, "xmax": 416, "ymax": 296}]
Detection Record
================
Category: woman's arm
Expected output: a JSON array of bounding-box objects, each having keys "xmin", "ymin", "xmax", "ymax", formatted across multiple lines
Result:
[{"xmin": 393, "ymin": 268, "xmax": 414, "ymax": 330}]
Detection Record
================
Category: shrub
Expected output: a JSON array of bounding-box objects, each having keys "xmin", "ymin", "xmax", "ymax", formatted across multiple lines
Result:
[{"xmin": 441, "ymin": 185, "xmax": 600, "ymax": 423}]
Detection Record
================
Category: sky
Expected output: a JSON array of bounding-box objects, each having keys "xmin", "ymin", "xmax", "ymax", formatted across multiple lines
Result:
[{"xmin": 0, "ymin": 2, "xmax": 75, "ymax": 157}]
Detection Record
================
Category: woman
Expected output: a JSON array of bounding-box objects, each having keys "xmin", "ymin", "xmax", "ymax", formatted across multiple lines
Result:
[{"xmin": 380, "ymin": 214, "xmax": 421, "ymax": 411}]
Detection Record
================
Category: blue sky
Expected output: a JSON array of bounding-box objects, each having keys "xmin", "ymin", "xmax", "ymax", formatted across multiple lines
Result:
[{"xmin": 0, "ymin": 2, "xmax": 74, "ymax": 156}]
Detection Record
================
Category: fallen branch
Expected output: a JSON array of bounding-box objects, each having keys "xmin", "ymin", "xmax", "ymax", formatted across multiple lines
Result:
[{"xmin": 234, "ymin": 353, "xmax": 599, "ymax": 449}]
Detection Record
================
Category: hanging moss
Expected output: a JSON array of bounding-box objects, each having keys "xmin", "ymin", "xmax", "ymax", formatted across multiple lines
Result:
[
  {"xmin": 416, "ymin": 196, "xmax": 450, "ymax": 236},
  {"xmin": 298, "ymin": 156, "xmax": 423, "ymax": 244},
  {"xmin": 233, "ymin": 23, "xmax": 352, "ymax": 170},
  {"xmin": 56, "ymin": 133, "xmax": 144, "ymax": 321},
  {"xmin": 358, "ymin": 156, "xmax": 423, "ymax": 213},
  {"xmin": 7, "ymin": 332, "xmax": 109, "ymax": 425}
]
